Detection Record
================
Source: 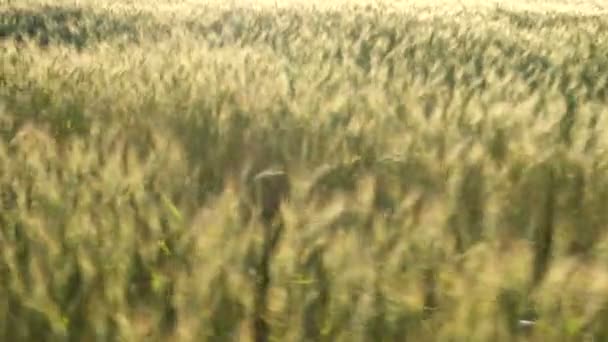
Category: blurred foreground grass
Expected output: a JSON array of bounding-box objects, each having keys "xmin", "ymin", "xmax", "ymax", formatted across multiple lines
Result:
[{"xmin": 2, "ymin": 0, "xmax": 608, "ymax": 340}]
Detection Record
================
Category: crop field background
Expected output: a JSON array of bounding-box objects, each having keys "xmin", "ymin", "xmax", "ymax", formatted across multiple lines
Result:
[{"xmin": 2, "ymin": 0, "xmax": 608, "ymax": 340}]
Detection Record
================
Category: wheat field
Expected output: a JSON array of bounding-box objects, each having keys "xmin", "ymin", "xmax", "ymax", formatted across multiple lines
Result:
[{"xmin": 1, "ymin": 0, "xmax": 608, "ymax": 340}]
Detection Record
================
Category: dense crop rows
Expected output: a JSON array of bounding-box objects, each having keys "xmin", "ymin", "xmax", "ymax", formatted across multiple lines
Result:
[{"xmin": 2, "ymin": 0, "xmax": 608, "ymax": 340}]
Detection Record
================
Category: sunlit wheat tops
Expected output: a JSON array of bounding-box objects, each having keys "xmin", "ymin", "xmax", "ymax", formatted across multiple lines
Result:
[{"xmin": 1, "ymin": 0, "xmax": 608, "ymax": 340}]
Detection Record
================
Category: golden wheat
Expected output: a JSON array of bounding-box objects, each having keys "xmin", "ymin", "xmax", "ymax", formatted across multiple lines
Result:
[{"xmin": 1, "ymin": 0, "xmax": 608, "ymax": 340}]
